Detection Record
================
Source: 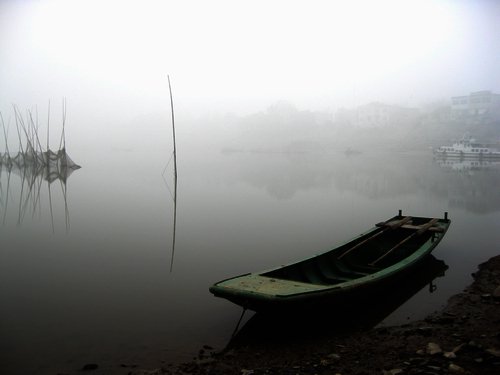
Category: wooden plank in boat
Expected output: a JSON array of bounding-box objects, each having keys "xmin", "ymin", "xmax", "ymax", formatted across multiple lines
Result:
[
  {"xmin": 378, "ymin": 219, "xmax": 444, "ymax": 232},
  {"xmin": 401, "ymin": 224, "xmax": 444, "ymax": 232},
  {"xmin": 376, "ymin": 216, "xmax": 412, "ymax": 228}
]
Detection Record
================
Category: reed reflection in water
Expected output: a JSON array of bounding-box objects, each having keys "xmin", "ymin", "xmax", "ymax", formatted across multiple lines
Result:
[{"xmin": 0, "ymin": 104, "xmax": 80, "ymax": 232}]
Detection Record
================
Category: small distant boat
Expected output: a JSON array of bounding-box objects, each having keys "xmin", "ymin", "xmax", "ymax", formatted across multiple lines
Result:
[
  {"xmin": 344, "ymin": 147, "xmax": 362, "ymax": 156},
  {"xmin": 434, "ymin": 136, "xmax": 500, "ymax": 158},
  {"xmin": 209, "ymin": 212, "xmax": 451, "ymax": 312}
]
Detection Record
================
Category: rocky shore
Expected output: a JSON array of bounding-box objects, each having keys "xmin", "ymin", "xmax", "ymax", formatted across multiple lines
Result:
[{"xmin": 129, "ymin": 255, "xmax": 500, "ymax": 375}]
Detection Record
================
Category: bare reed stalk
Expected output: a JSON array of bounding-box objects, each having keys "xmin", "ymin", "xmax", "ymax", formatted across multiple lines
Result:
[
  {"xmin": 59, "ymin": 98, "xmax": 66, "ymax": 150},
  {"xmin": 1, "ymin": 112, "xmax": 10, "ymax": 157}
]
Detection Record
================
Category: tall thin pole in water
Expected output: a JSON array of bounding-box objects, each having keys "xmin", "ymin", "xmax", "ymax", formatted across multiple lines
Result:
[
  {"xmin": 168, "ymin": 75, "xmax": 177, "ymax": 181},
  {"xmin": 168, "ymin": 75, "xmax": 178, "ymax": 272}
]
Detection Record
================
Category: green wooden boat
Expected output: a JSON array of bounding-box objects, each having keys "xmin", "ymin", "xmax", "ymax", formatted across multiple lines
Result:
[{"xmin": 209, "ymin": 211, "xmax": 451, "ymax": 312}]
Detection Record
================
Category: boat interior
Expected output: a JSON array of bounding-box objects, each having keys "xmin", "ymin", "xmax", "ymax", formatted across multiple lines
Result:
[{"xmin": 263, "ymin": 216, "xmax": 446, "ymax": 286}]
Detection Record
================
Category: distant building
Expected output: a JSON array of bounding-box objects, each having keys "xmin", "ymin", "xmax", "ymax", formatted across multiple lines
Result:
[
  {"xmin": 451, "ymin": 90, "xmax": 500, "ymax": 124},
  {"xmin": 338, "ymin": 102, "xmax": 419, "ymax": 128}
]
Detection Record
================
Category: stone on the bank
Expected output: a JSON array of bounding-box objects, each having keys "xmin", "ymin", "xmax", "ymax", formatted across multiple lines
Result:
[
  {"xmin": 486, "ymin": 348, "xmax": 500, "ymax": 357},
  {"xmin": 241, "ymin": 369, "xmax": 254, "ymax": 375},
  {"xmin": 426, "ymin": 342, "xmax": 442, "ymax": 355},
  {"xmin": 469, "ymin": 293, "xmax": 481, "ymax": 303},
  {"xmin": 427, "ymin": 365, "xmax": 441, "ymax": 371},
  {"xmin": 320, "ymin": 353, "xmax": 341, "ymax": 366},
  {"xmin": 383, "ymin": 369, "xmax": 403, "ymax": 375},
  {"xmin": 448, "ymin": 363, "xmax": 465, "ymax": 373},
  {"xmin": 444, "ymin": 351, "xmax": 457, "ymax": 359},
  {"xmin": 129, "ymin": 370, "xmax": 162, "ymax": 375},
  {"xmin": 327, "ymin": 353, "xmax": 341, "ymax": 360},
  {"xmin": 468, "ymin": 340, "xmax": 481, "ymax": 349}
]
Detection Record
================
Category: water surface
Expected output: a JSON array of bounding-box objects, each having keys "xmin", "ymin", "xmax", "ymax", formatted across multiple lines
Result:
[{"xmin": 1, "ymin": 146, "xmax": 499, "ymax": 374}]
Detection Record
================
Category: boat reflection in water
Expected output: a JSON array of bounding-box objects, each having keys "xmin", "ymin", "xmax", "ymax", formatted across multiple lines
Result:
[
  {"xmin": 434, "ymin": 158, "xmax": 500, "ymax": 172},
  {"xmin": 432, "ymin": 155, "xmax": 500, "ymax": 214},
  {"xmin": 227, "ymin": 255, "xmax": 448, "ymax": 348}
]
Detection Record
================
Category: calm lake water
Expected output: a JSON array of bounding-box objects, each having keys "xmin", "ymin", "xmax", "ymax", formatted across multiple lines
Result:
[{"xmin": 1, "ymin": 144, "xmax": 499, "ymax": 374}]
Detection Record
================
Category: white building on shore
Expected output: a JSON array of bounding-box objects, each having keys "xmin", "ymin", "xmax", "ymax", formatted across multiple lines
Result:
[{"xmin": 451, "ymin": 91, "xmax": 500, "ymax": 124}]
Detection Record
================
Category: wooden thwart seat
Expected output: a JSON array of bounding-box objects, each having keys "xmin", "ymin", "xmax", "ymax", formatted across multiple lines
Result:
[
  {"xmin": 400, "ymin": 224, "xmax": 444, "ymax": 232},
  {"xmin": 375, "ymin": 216, "xmax": 413, "ymax": 229}
]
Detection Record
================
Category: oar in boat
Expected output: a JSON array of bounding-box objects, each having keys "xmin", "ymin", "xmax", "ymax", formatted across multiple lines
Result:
[
  {"xmin": 337, "ymin": 216, "xmax": 412, "ymax": 260},
  {"xmin": 369, "ymin": 218, "xmax": 439, "ymax": 266}
]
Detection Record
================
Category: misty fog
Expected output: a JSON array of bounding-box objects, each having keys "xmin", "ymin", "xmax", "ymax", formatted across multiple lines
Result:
[{"xmin": 1, "ymin": 0, "xmax": 499, "ymax": 122}]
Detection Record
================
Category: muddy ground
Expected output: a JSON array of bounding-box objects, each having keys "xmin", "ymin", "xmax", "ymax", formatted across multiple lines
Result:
[{"xmin": 126, "ymin": 255, "xmax": 500, "ymax": 375}]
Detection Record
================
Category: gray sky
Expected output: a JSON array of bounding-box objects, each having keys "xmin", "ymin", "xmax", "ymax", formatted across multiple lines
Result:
[{"xmin": 1, "ymin": 0, "xmax": 499, "ymax": 115}]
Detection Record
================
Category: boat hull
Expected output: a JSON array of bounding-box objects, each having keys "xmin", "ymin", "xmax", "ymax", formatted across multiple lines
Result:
[{"xmin": 227, "ymin": 255, "xmax": 448, "ymax": 347}]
